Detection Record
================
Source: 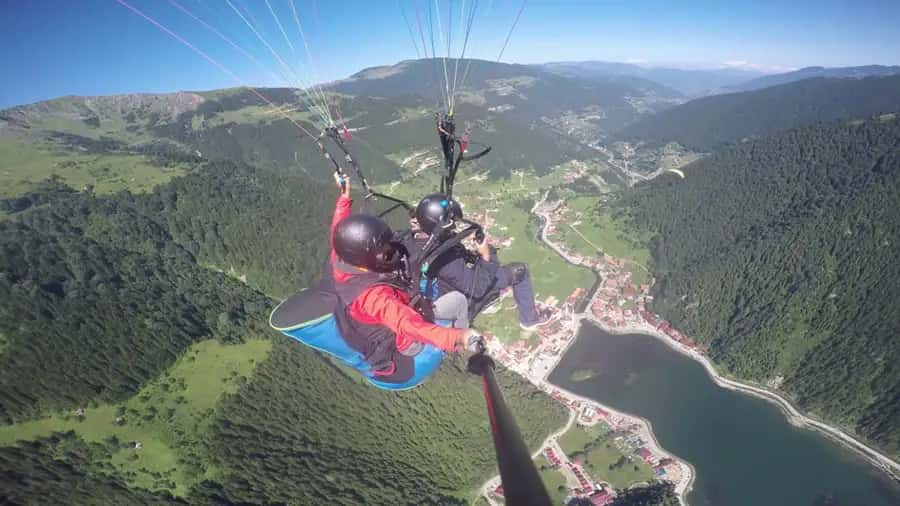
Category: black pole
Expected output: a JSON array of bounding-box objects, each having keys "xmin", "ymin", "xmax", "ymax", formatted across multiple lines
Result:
[{"xmin": 468, "ymin": 352, "xmax": 552, "ymax": 506}]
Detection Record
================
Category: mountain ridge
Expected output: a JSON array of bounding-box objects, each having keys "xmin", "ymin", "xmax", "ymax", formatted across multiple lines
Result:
[
  {"xmin": 614, "ymin": 74, "xmax": 900, "ymax": 151},
  {"xmin": 540, "ymin": 60, "xmax": 763, "ymax": 97},
  {"xmin": 724, "ymin": 64, "xmax": 900, "ymax": 93}
]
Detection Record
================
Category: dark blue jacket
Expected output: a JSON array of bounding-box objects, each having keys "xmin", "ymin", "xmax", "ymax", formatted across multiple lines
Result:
[{"xmin": 402, "ymin": 232, "xmax": 501, "ymax": 301}]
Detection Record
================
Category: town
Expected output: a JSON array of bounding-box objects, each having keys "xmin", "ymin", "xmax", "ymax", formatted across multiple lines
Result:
[{"xmin": 473, "ymin": 184, "xmax": 701, "ymax": 505}]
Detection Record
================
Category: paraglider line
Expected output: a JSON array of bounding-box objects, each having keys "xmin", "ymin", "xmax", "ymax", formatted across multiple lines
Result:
[
  {"xmin": 168, "ymin": 0, "xmax": 329, "ymax": 131},
  {"xmin": 496, "ymin": 0, "xmax": 526, "ymax": 62},
  {"xmin": 399, "ymin": 0, "xmax": 422, "ymax": 58},
  {"xmin": 114, "ymin": 0, "xmax": 318, "ymax": 141},
  {"xmin": 225, "ymin": 0, "xmax": 331, "ymax": 126},
  {"xmin": 168, "ymin": 0, "xmax": 279, "ymax": 87},
  {"xmin": 451, "ymin": 0, "xmax": 478, "ymax": 108},
  {"xmin": 288, "ymin": 0, "xmax": 334, "ymax": 126},
  {"xmin": 413, "ymin": 0, "xmax": 430, "ymax": 62},
  {"xmin": 265, "ymin": 0, "xmax": 296, "ymax": 54},
  {"xmin": 433, "ymin": 0, "xmax": 452, "ymax": 111}
]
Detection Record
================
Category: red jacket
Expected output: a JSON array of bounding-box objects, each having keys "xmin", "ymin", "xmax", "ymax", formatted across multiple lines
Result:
[{"xmin": 330, "ymin": 195, "xmax": 463, "ymax": 352}]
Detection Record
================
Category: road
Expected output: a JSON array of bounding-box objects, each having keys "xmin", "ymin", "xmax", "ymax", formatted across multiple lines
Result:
[{"xmin": 477, "ymin": 411, "xmax": 577, "ymax": 506}]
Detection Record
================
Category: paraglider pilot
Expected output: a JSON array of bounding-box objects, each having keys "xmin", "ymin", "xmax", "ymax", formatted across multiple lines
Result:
[
  {"xmin": 327, "ymin": 177, "xmax": 480, "ymax": 383},
  {"xmin": 405, "ymin": 193, "xmax": 553, "ymax": 330},
  {"xmin": 270, "ymin": 177, "xmax": 481, "ymax": 390}
]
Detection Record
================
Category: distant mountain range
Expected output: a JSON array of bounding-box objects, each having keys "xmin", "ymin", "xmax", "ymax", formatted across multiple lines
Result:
[
  {"xmin": 334, "ymin": 58, "xmax": 678, "ymax": 133},
  {"xmin": 541, "ymin": 61, "xmax": 900, "ymax": 99},
  {"xmin": 2, "ymin": 58, "xmax": 692, "ymax": 195},
  {"xmin": 541, "ymin": 61, "xmax": 763, "ymax": 97},
  {"xmin": 614, "ymin": 74, "xmax": 900, "ymax": 151},
  {"xmin": 723, "ymin": 65, "xmax": 900, "ymax": 93}
]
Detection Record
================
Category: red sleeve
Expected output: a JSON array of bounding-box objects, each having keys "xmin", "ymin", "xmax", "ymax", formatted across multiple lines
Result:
[
  {"xmin": 330, "ymin": 195, "xmax": 352, "ymax": 248},
  {"xmin": 350, "ymin": 285, "xmax": 464, "ymax": 351},
  {"xmin": 330, "ymin": 195, "xmax": 353, "ymax": 282}
]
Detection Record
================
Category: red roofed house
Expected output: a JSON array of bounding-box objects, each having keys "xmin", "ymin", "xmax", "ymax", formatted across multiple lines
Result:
[
  {"xmin": 635, "ymin": 447, "xmax": 653, "ymax": 462},
  {"xmin": 590, "ymin": 490, "xmax": 614, "ymax": 505}
]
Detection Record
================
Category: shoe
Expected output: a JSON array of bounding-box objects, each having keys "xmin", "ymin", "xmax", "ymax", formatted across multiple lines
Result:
[{"xmin": 520, "ymin": 308, "xmax": 554, "ymax": 331}]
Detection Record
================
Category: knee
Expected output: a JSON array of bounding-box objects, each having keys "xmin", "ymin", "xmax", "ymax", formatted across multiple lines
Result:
[
  {"xmin": 437, "ymin": 290, "xmax": 468, "ymax": 313},
  {"xmin": 446, "ymin": 290, "xmax": 468, "ymax": 306},
  {"xmin": 504, "ymin": 262, "xmax": 529, "ymax": 284}
]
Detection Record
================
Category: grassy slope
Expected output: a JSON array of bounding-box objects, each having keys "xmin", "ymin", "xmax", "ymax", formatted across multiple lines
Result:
[
  {"xmin": 555, "ymin": 196, "xmax": 653, "ymax": 285},
  {"xmin": 536, "ymin": 454, "xmax": 571, "ymax": 504},
  {"xmin": 0, "ymin": 133, "xmax": 186, "ymax": 197},
  {"xmin": 0, "ymin": 338, "xmax": 271, "ymax": 496}
]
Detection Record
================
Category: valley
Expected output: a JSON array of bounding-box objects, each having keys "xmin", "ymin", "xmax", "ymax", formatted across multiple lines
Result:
[{"xmin": 1, "ymin": 55, "xmax": 899, "ymax": 506}]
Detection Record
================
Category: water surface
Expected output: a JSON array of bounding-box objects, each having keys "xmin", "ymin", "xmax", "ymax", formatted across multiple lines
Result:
[{"xmin": 548, "ymin": 323, "xmax": 900, "ymax": 506}]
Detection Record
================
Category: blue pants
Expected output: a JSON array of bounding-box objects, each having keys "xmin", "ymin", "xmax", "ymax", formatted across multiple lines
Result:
[{"xmin": 495, "ymin": 264, "xmax": 540, "ymax": 325}]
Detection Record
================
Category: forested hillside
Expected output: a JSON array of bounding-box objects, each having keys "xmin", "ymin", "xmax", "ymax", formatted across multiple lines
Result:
[
  {"xmin": 0, "ymin": 160, "xmax": 569, "ymax": 503},
  {"xmin": 621, "ymin": 115, "xmax": 900, "ymax": 458},
  {"xmin": 615, "ymin": 75, "xmax": 900, "ymax": 151},
  {"xmin": 0, "ymin": 180, "xmax": 270, "ymax": 423},
  {"xmin": 135, "ymin": 161, "xmax": 333, "ymax": 298}
]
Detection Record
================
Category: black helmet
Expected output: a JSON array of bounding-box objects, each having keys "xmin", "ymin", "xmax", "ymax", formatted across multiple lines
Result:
[
  {"xmin": 415, "ymin": 193, "xmax": 462, "ymax": 235},
  {"xmin": 333, "ymin": 214, "xmax": 402, "ymax": 272}
]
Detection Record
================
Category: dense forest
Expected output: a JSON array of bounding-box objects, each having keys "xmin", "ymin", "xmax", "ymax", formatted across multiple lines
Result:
[
  {"xmin": 611, "ymin": 482, "xmax": 679, "ymax": 506},
  {"xmin": 0, "ymin": 179, "xmax": 271, "ymax": 423},
  {"xmin": 615, "ymin": 75, "xmax": 900, "ymax": 151},
  {"xmin": 621, "ymin": 116, "xmax": 900, "ymax": 458},
  {"xmin": 205, "ymin": 338, "xmax": 563, "ymax": 505},
  {"xmin": 0, "ymin": 433, "xmax": 183, "ymax": 505},
  {"xmin": 134, "ymin": 161, "xmax": 334, "ymax": 298},
  {"xmin": 0, "ymin": 159, "xmax": 572, "ymax": 504}
]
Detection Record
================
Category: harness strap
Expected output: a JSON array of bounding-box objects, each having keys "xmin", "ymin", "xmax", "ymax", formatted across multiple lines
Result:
[{"xmin": 408, "ymin": 223, "xmax": 481, "ymax": 314}]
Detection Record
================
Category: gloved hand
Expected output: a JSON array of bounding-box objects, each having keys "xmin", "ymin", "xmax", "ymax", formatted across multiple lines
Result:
[
  {"xmin": 476, "ymin": 234, "xmax": 492, "ymax": 262},
  {"xmin": 334, "ymin": 173, "xmax": 349, "ymax": 198},
  {"xmin": 466, "ymin": 331, "xmax": 486, "ymax": 354}
]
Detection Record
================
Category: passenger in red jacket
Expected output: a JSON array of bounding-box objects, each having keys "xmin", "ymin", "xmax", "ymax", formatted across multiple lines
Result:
[{"xmin": 329, "ymin": 176, "xmax": 476, "ymax": 384}]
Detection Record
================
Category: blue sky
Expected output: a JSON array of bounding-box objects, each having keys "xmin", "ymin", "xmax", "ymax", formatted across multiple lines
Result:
[{"xmin": 2, "ymin": 0, "xmax": 899, "ymax": 108}]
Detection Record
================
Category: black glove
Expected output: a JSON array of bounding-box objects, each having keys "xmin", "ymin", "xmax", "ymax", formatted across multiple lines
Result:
[{"xmin": 467, "ymin": 333, "xmax": 486, "ymax": 354}]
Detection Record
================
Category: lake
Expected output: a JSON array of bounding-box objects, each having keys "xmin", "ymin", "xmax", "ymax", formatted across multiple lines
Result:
[{"xmin": 547, "ymin": 323, "xmax": 900, "ymax": 506}]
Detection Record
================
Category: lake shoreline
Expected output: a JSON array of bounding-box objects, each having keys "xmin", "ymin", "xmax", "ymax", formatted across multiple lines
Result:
[
  {"xmin": 581, "ymin": 318, "xmax": 900, "ymax": 486},
  {"xmin": 532, "ymin": 191, "xmax": 900, "ymax": 487},
  {"xmin": 543, "ymin": 321, "xmax": 698, "ymax": 504},
  {"xmin": 531, "ymin": 193, "xmax": 695, "ymax": 504}
]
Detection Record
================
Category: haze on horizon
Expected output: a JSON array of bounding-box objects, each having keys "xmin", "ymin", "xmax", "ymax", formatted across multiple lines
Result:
[{"xmin": 2, "ymin": 0, "xmax": 900, "ymax": 109}]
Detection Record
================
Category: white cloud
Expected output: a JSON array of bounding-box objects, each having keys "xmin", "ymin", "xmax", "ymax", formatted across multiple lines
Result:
[
  {"xmin": 624, "ymin": 58, "xmax": 646, "ymax": 64},
  {"xmin": 719, "ymin": 60, "xmax": 798, "ymax": 74}
]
